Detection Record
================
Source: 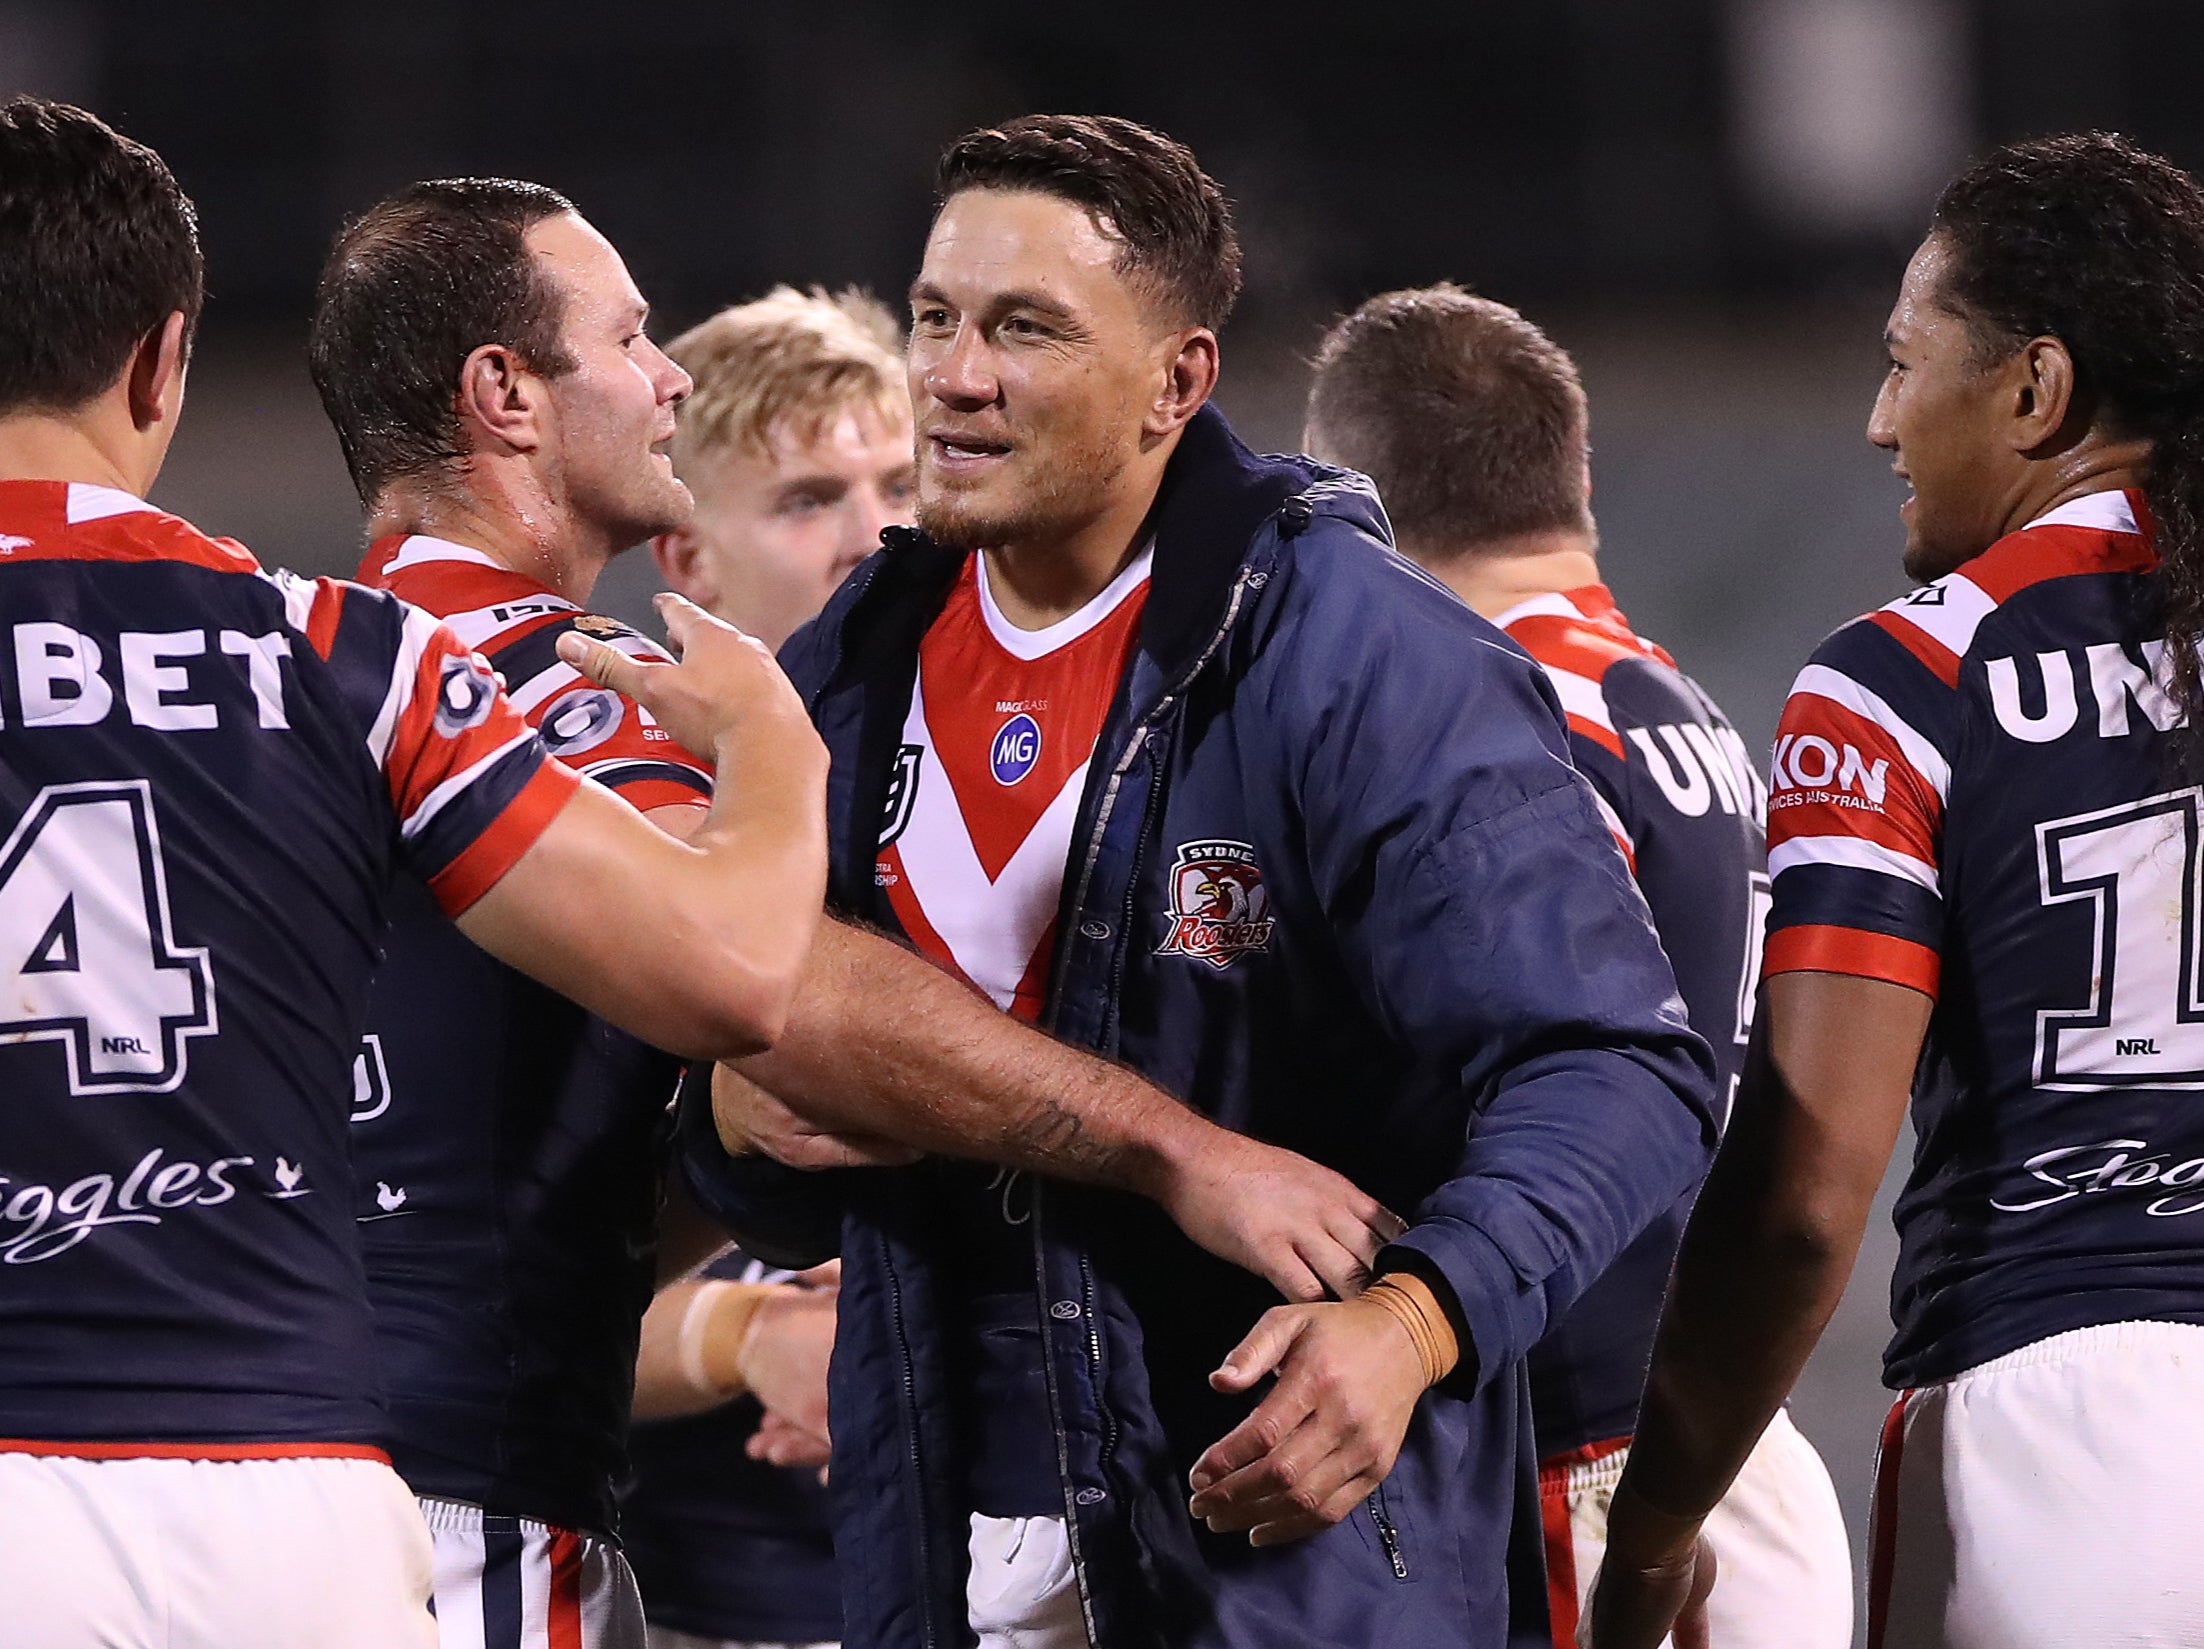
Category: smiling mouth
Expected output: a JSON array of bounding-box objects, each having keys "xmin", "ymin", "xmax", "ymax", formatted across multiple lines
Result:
[{"xmin": 929, "ymin": 432, "xmax": 1012, "ymax": 461}]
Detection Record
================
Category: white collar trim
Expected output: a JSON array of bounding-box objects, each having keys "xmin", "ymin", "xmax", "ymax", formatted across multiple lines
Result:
[
  {"xmin": 2026, "ymin": 490, "xmax": 2138, "ymax": 536},
  {"xmin": 974, "ymin": 542, "xmax": 1154, "ymax": 662}
]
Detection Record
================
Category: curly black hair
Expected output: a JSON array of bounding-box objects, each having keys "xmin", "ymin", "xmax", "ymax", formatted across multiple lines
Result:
[{"xmin": 1932, "ymin": 132, "xmax": 2204, "ymax": 739}]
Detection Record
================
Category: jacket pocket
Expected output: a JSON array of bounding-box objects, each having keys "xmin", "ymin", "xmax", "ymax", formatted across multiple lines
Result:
[{"xmin": 1367, "ymin": 1485, "xmax": 1409, "ymax": 1581}]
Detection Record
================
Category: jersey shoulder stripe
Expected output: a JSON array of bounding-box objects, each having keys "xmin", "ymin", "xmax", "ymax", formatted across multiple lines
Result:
[
  {"xmin": 1867, "ymin": 490, "xmax": 2152, "ymax": 683},
  {"xmin": 0, "ymin": 482, "xmax": 258, "ymax": 573},
  {"xmin": 360, "ymin": 536, "xmax": 712, "ymax": 809},
  {"xmin": 1498, "ymin": 588, "xmax": 1672, "ymax": 761}
]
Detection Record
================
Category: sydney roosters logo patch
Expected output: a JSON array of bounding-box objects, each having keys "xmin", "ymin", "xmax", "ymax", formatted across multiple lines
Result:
[{"xmin": 1156, "ymin": 839, "xmax": 1275, "ymax": 968}]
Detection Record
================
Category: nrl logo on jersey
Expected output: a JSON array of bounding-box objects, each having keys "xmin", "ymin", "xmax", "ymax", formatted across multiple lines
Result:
[
  {"xmin": 880, "ymin": 744, "xmax": 923, "ymax": 846},
  {"xmin": 1156, "ymin": 839, "xmax": 1275, "ymax": 969}
]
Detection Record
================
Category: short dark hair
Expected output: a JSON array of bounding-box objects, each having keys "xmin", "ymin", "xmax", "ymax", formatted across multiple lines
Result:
[
  {"xmin": 936, "ymin": 114, "xmax": 1241, "ymax": 331},
  {"xmin": 308, "ymin": 177, "xmax": 578, "ymax": 502},
  {"xmin": 1929, "ymin": 134, "xmax": 2204, "ymax": 748},
  {"xmin": 1305, "ymin": 283, "xmax": 1590, "ymax": 552},
  {"xmin": 0, "ymin": 97, "xmax": 204, "ymax": 415}
]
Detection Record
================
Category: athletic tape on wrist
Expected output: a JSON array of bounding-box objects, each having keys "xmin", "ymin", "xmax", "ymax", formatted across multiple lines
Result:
[{"xmin": 676, "ymin": 1279, "xmax": 743, "ymax": 1400}]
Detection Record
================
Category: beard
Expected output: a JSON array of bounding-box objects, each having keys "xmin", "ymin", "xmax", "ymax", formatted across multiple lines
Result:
[{"xmin": 916, "ymin": 422, "xmax": 1129, "ymax": 552}]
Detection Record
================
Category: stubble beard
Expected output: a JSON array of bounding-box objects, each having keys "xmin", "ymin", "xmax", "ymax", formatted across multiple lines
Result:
[{"xmin": 916, "ymin": 429, "xmax": 1129, "ymax": 553}]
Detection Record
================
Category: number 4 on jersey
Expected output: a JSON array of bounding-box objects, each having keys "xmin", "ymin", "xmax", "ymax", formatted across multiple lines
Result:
[{"xmin": 0, "ymin": 781, "xmax": 216, "ymax": 1093}]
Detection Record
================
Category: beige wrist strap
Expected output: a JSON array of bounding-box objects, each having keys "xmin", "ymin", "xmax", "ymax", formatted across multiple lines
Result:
[
  {"xmin": 1363, "ymin": 1273, "xmax": 1461, "ymax": 1387},
  {"xmin": 676, "ymin": 1279, "xmax": 773, "ymax": 1400}
]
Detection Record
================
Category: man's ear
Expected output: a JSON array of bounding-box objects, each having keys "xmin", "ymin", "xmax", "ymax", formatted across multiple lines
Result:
[
  {"xmin": 125, "ymin": 311, "xmax": 191, "ymax": 433},
  {"xmin": 455, "ymin": 342, "xmax": 547, "ymax": 456},
  {"xmin": 1145, "ymin": 328, "xmax": 1220, "ymax": 441},
  {"xmin": 651, "ymin": 527, "xmax": 716, "ymax": 610},
  {"xmin": 2008, "ymin": 334, "xmax": 2080, "ymax": 455}
]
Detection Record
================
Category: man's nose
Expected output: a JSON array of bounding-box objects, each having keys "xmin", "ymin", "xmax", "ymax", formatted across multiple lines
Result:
[{"xmin": 924, "ymin": 325, "xmax": 997, "ymax": 408}]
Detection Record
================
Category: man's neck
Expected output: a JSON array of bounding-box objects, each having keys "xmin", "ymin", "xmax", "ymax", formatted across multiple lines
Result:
[
  {"xmin": 978, "ymin": 442, "xmax": 1173, "ymax": 630},
  {"xmin": 0, "ymin": 410, "xmax": 154, "ymax": 498},
  {"xmin": 2005, "ymin": 439, "xmax": 2153, "ymax": 539},
  {"xmin": 370, "ymin": 473, "xmax": 614, "ymax": 605},
  {"xmin": 1407, "ymin": 527, "xmax": 1601, "ymax": 622}
]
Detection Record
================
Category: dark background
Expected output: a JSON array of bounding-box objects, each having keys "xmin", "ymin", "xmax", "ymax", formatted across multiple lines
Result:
[{"xmin": 11, "ymin": 5, "xmax": 2199, "ymax": 1637}]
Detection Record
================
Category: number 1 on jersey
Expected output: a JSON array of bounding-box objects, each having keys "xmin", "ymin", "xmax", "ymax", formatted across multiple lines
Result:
[
  {"xmin": 0, "ymin": 781, "xmax": 216, "ymax": 1093},
  {"xmin": 2036, "ymin": 787, "xmax": 2204, "ymax": 1089}
]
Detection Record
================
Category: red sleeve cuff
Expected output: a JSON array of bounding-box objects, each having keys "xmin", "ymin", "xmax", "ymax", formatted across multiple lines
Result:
[
  {"xmin": 427, "ymin": 759, "xmax": 583, "ymax": 916},
  {"xmin": 1763, "ymin": 923, "xmax": 1940, "ymax": 998},
  {"xmin": 606, "ymin": 774, "xmax": 713, "ymax": 815}
]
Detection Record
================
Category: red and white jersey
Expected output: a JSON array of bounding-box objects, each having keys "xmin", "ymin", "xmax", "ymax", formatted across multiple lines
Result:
[
  {"xmin": 1763, "ymin": 488, "xmax": 2204, "ymax": 1388},
  {"xmin": 0, "ymin": 480, "xmax": 577, "ymax": 1451},
  {"xmin": 1496, "ymin": 583, "xmax": 1768, "ymax": 1456},
  {"xmin": 876, "ymin": 548, "xmax": 1151, "ymax": 1021},
  {"xmin": 358, "ymin": 534, "xmax": 711, "ymax": 814}
]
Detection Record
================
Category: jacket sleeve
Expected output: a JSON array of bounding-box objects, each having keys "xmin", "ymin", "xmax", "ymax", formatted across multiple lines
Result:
[
  {"xmin": 673, "ymin": 1064, "xmax": 845, "ymax": 1270},
  {"xmin": 1262, "ymin": 535, "xmax": 1719, "ymax": 1395}
]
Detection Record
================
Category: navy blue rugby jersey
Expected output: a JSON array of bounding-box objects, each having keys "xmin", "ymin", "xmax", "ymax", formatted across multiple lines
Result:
[
  {"xmin": 620, "ymin": 1250, "xmax": 840, "ymax": 1645},
  {"xmin": 0, "ymin": 482, "xmax": 576, "ymax": 1451},
  {"xmin": 350, "ymin": 533, "xmax": 712, "ymax": 1534},
  {"xmin": 1765, "ymin": 488, "xmax": 2204, "ymax": 1387},
  {"xmin": 1499, "ymin": 584, "xmax": 1767, "ymax": 1456}
]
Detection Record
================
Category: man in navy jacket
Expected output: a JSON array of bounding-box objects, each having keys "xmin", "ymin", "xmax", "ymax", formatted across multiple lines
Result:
[{"xmin": 678, "ymin": 115, "xmax": 1717, "ymax": 1649}]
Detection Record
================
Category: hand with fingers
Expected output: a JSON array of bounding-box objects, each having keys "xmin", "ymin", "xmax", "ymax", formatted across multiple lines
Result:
[
  {"xmin": 747, "ymin": 1407, "xmax": 831, "ymax": 1474},
  {"xmin": 1184, "ymin": 1283, "xmax": 1440, "ymax": 1548},
  {"xmin": 1154, "ymin": 1128, "xmax": 1406, "ymax": 1304},
  {"xmin": 554, "ymin": 591, "xmax": 816, "ymax": 767},
  {"xmin": 713, "ymin": 1062, "xmax": 920, "ymax": 1171},
  {"xmin": 733, "ymin": 1282, "xmax": 836, "ymax": 1450},
  {"xmin": 1580, "ymin": 1488, "xmax": 1717, "ymax": 1649}
]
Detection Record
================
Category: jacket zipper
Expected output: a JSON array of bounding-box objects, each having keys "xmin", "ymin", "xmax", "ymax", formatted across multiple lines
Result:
[
  {"xmin": 1061, "ymin": 563, "xmax": 1261, "ymax": 934},
  {"xmin": 1038, "ymin": 559, "xmax": 1265, "ymax": 1638},
  {"xmin": 1370, "ymin": 1486, "xmax": 1408, "ymax": 1580},
  {"xmin": 882, "ymin": 1256, "xmax": 941, "ymax": 1648}
]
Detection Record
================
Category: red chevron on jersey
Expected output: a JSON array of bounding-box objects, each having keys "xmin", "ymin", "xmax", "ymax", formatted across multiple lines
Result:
[
  {"xmin": 0, "ymin": 480, "xmax": 257, "ymax": 572},
  {"xmin": 1867, "ymin": 490, "xmax": 2157, "ymax": 686},
  {"xmin": 1496, "ymin": 585, "xmax": 1675, "ymax": 761},
  {"xmin": 358, "ymin": 534, "xmax": 711, "ymax": 814},
  {"xmin": 877, "ymin": 548, "xmax": 1149, "ymax": 1021}
]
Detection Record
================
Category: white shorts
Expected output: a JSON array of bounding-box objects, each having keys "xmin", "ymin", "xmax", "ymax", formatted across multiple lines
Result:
[
  {"xmin": 966, "ymin": 1512, "xmax": 1089, "ymax": 1649},
  {"xmin": 420, "ymin": 1495, "xmax": 646, "ymax": 1649},
  {"xmin": 1869, "ymin": 1319, "xmax": 2204, "ymax": 1649},
  {"xmin": 0, "ymin": 1447, "xmax": 435, "ymax": 1649},
  {"xmin": 1543, "ymin": 1408, "xmax": 1851, "ymax": 1649}
]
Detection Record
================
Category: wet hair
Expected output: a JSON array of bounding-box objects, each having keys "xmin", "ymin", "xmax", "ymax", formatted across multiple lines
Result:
[
  {"xmin": 0, "ymin": 97, "xmax": 204, "ymax": 414},
  {"xmin": 936, "ymin": 113, "xmax": 1241, "ymax": 331},
  {"xmin": 1304, "ymin": 283, "xmax": 1590, "ymax": 553},
  {"xmin": 1931, "ymin": 132, "xmax": 2204, "ymax": 737},
  {"xmin": 308, "ymin": 177, "xmax": 577, "ymax": 502}
]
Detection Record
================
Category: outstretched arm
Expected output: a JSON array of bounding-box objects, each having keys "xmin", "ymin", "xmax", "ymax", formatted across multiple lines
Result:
[
  {"xmin": 457, "ymin": 596, "xmax": 827, "ymax": 1060},
  {"xmin": 1587, "ymin": 970, "xmax": 1926, "ymax": 1649},
  {"xmin": 713, "ymin": 919, "xmax": 1405, "ymax": 1304}
]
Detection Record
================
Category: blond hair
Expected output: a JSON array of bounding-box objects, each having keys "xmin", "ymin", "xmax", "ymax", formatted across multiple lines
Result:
[{"xmin": 668, "ymin": 285, "xmax": 906, "ymax": 471}]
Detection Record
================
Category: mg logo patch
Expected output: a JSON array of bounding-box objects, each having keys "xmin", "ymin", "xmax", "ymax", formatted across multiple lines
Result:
[
  {"xmin": 991, "ymin": 713, "xmax": 1042, "ymax": 785},
  {"xmin": 1156, "ymin": 839, "xmax": 1275, "ymax": 969}
]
